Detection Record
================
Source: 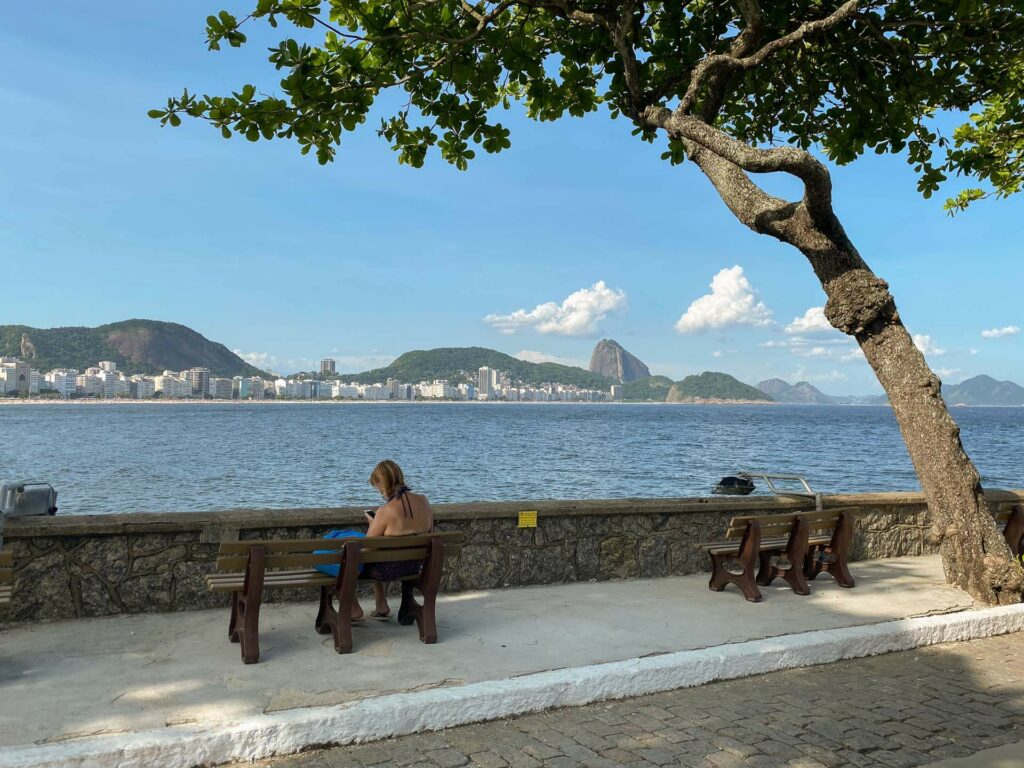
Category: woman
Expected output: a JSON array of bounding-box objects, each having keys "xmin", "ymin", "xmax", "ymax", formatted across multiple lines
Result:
[{"xmin": 357, "ymin": 459, "xmax": 434, "ymax": 621}]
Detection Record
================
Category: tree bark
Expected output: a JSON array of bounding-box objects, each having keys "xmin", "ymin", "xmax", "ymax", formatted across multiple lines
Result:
[
  {"xmin": 782, "ymin": 206, "xmax": 1024, "ymax": 605},
  {"xmin": 664, "ymin": 128, "xmax": 1024, "ymax": 605}
]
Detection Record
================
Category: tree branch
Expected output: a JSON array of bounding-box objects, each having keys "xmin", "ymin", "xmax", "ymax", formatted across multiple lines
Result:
[{"xmin": 680, "ymin": 0, "xmax": 860, "ymax": 116}]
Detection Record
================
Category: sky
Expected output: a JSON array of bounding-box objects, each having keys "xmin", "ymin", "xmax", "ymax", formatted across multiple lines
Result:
[{"xmin": 2, "ymin": 4, "xmax": 1022, "ymax": 393}]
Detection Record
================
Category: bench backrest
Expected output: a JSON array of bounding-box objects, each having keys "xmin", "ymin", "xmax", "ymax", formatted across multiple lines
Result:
[
  {"xmin": 214, "ymin": 532, "xmax": 465, "ymax": 573},
  {"xmin": 723, "ymin": 508, "xmax": 855, "ymax": 540},
  {"xmin": 0, "ymin": 550, "xmax": 12, "ymax": 587}
]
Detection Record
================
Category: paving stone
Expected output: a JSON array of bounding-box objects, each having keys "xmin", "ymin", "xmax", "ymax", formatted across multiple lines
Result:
[
  {"xmin": 255, "ymin": 633, "xmax": 1024, "ymax": 768},
  {"xmin": 466, "ymin": 753, "xmax": 507, "ymax": 768}
]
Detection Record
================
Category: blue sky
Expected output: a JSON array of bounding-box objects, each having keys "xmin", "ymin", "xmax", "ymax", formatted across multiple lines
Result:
[{"xmin": 2, "ymin": 4, "xmax": 1021, "ymax": 393}]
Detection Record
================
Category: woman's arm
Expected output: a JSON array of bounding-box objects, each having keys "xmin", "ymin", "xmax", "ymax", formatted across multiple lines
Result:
[{"xmin": 366, "ymin": 506, "xmax": 388, "ymax": 537}]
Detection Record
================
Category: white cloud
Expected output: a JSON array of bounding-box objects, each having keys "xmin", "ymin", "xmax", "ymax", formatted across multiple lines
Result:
[
  {"xmin": 759, "ymin": 336, "xmax": 864, "ymax": 363},
  {"xmin": 234, "ymin": 350, "xmax": 276, "ymax": 368},
  {"xmin": 784, "ymin": 306, "xmax": 834, "ymax": 334},
  {"xmin": 912, "ymin": 334, "xmax": 946, "ymax": 357},
  {"xmin": 981, "ymin": 325, "xmax": 1020, "ymax": 339},
  {"xmin": 786, "ymin": 365, "xmax": 848, "ymax": 384},
  {"xmin": 514, "ymin": 350, "xmax": 586, "ymax": 368},
  {"xmin": 485, "ymin": 281, "xmax": 627, "ymax": 337},
  {"xmin": 674, "ymin": 266, "xmax": 772, "ymax": 334},
  {"xmin": 935, "ymin": 367, "xmax": 962, "ymax": 381}
]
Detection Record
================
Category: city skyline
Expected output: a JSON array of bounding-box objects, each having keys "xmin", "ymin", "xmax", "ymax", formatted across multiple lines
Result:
[{"xmin": 2, "ymin": 4, "xmax": 1022, "ymax": 394}]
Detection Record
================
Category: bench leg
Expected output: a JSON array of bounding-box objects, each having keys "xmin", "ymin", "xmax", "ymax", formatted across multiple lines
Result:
[
  {"xmin": 412, "ymin": 537, "xmax": 444, "ymax": 644},
  {"xmin": 804, "ymin": 514, "xmax": 855, "ymax": 589},
  {"xmin": 708, "ymin": 553, "xmax": 762, "ymax": 602},
  {"xmin": 317, "ymin": 542, "xmax": 361, "ymax": 654},
  {"xmin": 231, "ymin": 547, "xmax": 264, "ymax": 664}
]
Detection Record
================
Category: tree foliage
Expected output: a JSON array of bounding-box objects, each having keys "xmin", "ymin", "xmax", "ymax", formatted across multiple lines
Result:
[{"xmin": 153, "ymin": 0, "xmax": 1024, "ymax": 210}]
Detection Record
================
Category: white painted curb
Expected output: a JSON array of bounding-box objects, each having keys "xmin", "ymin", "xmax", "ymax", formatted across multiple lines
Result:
[{"xmin": 4, "ymin": 604, "xmax": 1022, "ymax": 768}]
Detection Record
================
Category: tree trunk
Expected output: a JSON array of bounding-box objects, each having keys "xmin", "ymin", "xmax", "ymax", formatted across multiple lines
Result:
[{"xmin": 786, "ymin": 207, "xmax": 1024, "ymax": 605}]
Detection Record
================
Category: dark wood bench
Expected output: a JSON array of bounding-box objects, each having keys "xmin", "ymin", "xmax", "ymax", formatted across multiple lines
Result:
[
  {"xmin": 0, "ymin": 551, "xmax": 11, "ymax": 606},
  {"xmin": 705, "ymin": 508, "xmax": 856, "ymax": 602},
  {"xmin": 995, "ymin": 505, "xmax": 1024, "ymax": 558},
  {"xmin": 206, "ymin": 532, "xmax": 464, "ymax": 664}
]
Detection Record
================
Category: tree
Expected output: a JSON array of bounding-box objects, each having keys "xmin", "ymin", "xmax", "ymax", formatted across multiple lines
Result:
[{"xmin": 153, "ymin": 0, "xmax": 1024, "ymax": 603}]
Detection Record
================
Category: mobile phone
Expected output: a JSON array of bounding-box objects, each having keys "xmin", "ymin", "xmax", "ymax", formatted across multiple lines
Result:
[{"xmin": 364, "ymin": 509, "xmax": 376, "ymax": 518}]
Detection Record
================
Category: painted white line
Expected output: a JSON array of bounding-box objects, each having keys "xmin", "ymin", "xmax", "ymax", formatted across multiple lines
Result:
[{"xmin": 4, "ymin": 604, "xmax": 1023, "ymax": 768}]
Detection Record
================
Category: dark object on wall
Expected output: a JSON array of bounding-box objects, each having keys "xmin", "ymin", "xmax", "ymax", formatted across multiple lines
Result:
[
  {"xmin": 713, "ymin": 476, "xmax": 756, "ymax": 496},
  {"xmin": 1, "ymin": 482, "xmax": 58, "ymax": 518}
]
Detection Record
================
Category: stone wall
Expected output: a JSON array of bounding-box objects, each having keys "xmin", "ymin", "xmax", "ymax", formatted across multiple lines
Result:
[{"xmin": 2, "ymin": 490, "xmax": 1021, "ymax": 624}]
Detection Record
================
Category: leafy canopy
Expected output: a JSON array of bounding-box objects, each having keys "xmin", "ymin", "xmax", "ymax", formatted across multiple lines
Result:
[{"xmin": 153, "ymin": 0, "xmax": 1024, "ymax": 210}]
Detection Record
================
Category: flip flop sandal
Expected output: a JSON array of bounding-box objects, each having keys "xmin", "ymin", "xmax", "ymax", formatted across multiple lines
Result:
[{"xmin": 370, "ymin": 610, "xmax": 391, "ymax": 620}]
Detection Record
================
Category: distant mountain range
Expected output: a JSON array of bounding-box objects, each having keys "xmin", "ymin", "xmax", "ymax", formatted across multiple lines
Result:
[
  {"xmin": 345, "ymin": 347, "xmax": 612, "ymax": 389},
  {"xmin": 757, "ymin": 375, "xmax": 1024, "ymax": 407},
  {"xmin": 0, "ymin": 320, "xmax": 269, "ymax": 377},
  {"xmin": 944, "ymin": 375, "xmax": 1024, "ymax": 406}
]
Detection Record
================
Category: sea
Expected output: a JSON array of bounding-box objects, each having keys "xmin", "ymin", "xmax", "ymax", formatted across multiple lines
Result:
[{"xmin": 2, "ymin": 403, "xmax": 1021, "ymax": 515}]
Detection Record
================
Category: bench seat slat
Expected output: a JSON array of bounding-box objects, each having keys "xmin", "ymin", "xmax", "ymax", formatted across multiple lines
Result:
[
  {"xmin": 0, "ymin": 552, "xmax": 12, "ymax": 567},
  {"xmin": 218, "ymin": 532, "xmax": 464, "ymax": 555}
]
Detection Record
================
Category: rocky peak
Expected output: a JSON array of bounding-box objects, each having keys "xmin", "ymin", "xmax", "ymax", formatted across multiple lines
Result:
[{"xmin": 589, "ymin": 339, "xmax": 651, "ymax": 383}]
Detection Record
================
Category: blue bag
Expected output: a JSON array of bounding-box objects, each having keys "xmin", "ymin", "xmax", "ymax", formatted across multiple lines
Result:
[{"xmin": 314, "ymin": 529, "xmax": 365, "ymax": 577}]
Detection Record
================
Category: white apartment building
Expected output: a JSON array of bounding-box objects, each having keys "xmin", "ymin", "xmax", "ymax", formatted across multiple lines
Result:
[
  {"xmin": 477, "ymin": 367, "xmax": 494, "ymax": 399},
  {"xmin": 154, "ymin": 375, "xmax": 190, "ymax": 398},
  {"xmin": 419, "ymin": 380, "xmax": 459, "ymax": 399},
  {"xmin": 100, "ymin": 372, "xmax": 129, "ymax": 398},
  {"xmin": 332, "ymin": 383, "xmax": 360, "ymax": 399},
  {"xmin": 46, "ymin": 370, "xmax": 78, "ymax": 398},
  {"xmin": 131, "ymin": 377, "xmax": 156, "ymax": 399},
  {"xmin": 28, "ymin": 370, "xmax": 41, "ymax": 395},
  {"xmin": 362, "ymin": 384, "xmax": 389, "ymax": 400},
  {"xmin": 250, "ymin": 377, "xmax": 265, "ymax": 400},
  {"xmin": 98, "ymin": 361, "xmax": 117, "ymax": 373},
  {"xmin": 209, "ymin": 377, "xmax": 234, "ymax": 399},
  {"xmin": 75, "ymin": 374, "xmax": 103, "ymax": 397}
]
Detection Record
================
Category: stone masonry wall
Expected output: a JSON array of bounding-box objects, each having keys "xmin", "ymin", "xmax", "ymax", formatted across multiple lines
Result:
[{"xmin": 2, "ymin": 491, "xmax": 1021, "ymax": 624}]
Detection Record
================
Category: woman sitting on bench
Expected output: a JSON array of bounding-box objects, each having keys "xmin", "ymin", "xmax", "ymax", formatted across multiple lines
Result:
[{"xmin": 356, "ymin": 459, "xmax": 435, "ymax": 621}]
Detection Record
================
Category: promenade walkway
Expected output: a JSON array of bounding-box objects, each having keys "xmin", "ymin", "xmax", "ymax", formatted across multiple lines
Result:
[
  {"xmin": 258, "ymin": 632, "xmax": 1024, "ymax": 768},
  {"xmin": 0, "ymin": 554, "xmax": 1020, "ymax": 767}
]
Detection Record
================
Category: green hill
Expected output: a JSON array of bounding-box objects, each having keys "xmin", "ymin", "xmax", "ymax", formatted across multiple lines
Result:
[
  {"xmin": 0, "ymin": 320, "xmax": 269, "ymax": 377},
  {"xmin": 667, "ymin": 372, "xmax": 773, "ymax": 403},
  {"xmin": 944, "ymin": 374, "xmax": 1024, "ymax": 406},
  {"xmin": 343, "ymin": 347, "xmax": 612, "ymax": 389},
  {"xmin": 621, "ymin": 375, "xmax": 674, "ymax": 402}
]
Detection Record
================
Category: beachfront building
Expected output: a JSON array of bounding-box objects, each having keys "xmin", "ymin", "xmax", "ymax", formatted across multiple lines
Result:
[
  {"xmin": 75, "ymin": 374, "xmax": 103, "ymax": 397},
  {"xmin": 99, "ymin": 361, "xmax": 117, "ymax": 373},
  {"xmin": 362, "ymin": 384, "xmax": 389, "ymax": 400},
  {"xmin": 0, "ymin": 359, "xmax": 31, "ymax": 394},
  {"xmin": 46, "ymin": 370, "xmax": 78, "ymax": 398},
  {"xmin": 154, "ymin": 375, "xmax": 190, "ymax": 398},
  {"xmin": 611, "ymin": 384, "xmax": 623, "ymax": 400},
  {"xmin": 185, "ymin": 368, "xmax": 210, "ymax": 398},
  {"xmin": 458, "ymin": 383, "xmax": 476, "ymax": 401},
  {"xmin": 320, "ymin": 359, "xmax": 336, "ymax": 375},
  {"xmin": 477, "ymin": 367, "xmax": 497, "ymax": 400},
  {"xmin": 208, "ymin": 377, "xmax": 233, "ymax": 399},
  {"xmin": 250, "ymin": 377, "xmax": 265, "ymax": 400},
  {"xmin": 131, "ymin": 377, "xmax": 156, "ymax": 399},
  {"xmin": 98, "ymin": 371, "xmax": 129, "ymax": 398}
]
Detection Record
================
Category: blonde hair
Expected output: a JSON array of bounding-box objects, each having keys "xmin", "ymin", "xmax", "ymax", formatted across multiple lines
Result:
[{"xmin": 369, "ymin": 460, "xmax": 406, "ymax": 499}]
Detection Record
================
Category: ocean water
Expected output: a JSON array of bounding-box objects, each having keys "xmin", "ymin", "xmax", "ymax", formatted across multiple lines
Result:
[{"xmin": 1, "ymin": 403, "xmax": 1021, "ymax": 515}]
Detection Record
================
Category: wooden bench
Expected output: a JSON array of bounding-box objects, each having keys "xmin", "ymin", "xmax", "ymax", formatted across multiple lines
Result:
[
  {"xmin": 0, "ymin": 551, "xmax": 11, "ymax": 606},
  {"xmin": 206, "ymin": 532, "xmax": 464, "ymax": 664},
  {"xmin": 995, "ymin": 504, "xmax": 1024, "ymax": 558},
  {"xmin": 705, "ymin": 508, "xmax": 856, "ymax": 602}
]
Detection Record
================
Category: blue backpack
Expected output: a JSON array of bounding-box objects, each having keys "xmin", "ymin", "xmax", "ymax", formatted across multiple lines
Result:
[{"xmin": 314, "ymin": 529, "xmax": 365, "ymax": 577}]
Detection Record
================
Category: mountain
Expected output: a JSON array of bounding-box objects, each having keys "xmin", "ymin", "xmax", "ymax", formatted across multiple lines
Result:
[
  {"xmin": 0, "ymin": 320, "xmax": 269, "ymax": 377},
  {"xmin": 756, "ymin": 378, "xmax": 794, "ymax": 397},
  {"xmin": 944, "ymin": 375, "xmax": 1024, "ymax": 406},
  {"xmin": 588, "ymin": 339, "xmax": 651, "ymax": 383},
  {"xmin": 667, "ymin": 372, "xmax": 773, "ymax": 403},
  {"xmin": 756, "ymin": 378, "xmax": 833, "ymax": 404},
  {"xmin": 621, "ymin": 375, "xmax": 674, "ymax": 402},
  {"xmin": 346, "ymin": 347, "xmax": 612, "ymax": 389}
]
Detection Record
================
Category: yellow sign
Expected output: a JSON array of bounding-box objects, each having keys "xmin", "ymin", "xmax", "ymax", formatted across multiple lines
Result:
[{"xmin": 518, "ymin": 510, "xmax": 538, "ymax": 528}]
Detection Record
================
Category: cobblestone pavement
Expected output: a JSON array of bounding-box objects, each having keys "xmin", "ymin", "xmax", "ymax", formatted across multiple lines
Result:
[{"xmin": 257, "ymin": 633, "xmax": 1024, "ymax": 768}]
